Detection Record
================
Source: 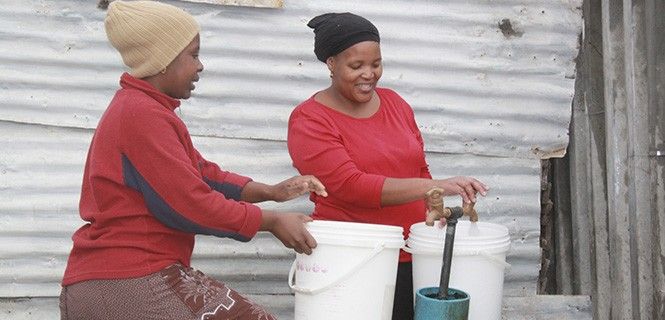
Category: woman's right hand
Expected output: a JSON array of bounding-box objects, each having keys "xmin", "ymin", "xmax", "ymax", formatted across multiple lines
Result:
[{"xmin": 260, "ymin": 210, "xmax": 317, "ymax": 255}]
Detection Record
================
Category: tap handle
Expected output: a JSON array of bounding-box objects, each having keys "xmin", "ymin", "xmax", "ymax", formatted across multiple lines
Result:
[{"xmin": 463, "ymin": 201, "xmax": 479, "ymax": 222}]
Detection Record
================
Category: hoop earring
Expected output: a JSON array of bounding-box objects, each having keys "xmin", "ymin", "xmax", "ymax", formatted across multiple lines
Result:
[{"xmin": 160, "ymin": 68, "xmax": 167, "ymax": 74}]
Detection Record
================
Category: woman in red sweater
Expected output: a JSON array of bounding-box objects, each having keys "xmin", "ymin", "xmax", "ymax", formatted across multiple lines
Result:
[
  {"xmin": 60, "ymin": 2, "xmax": 326, "ymax": 319},
  {"xmin": 287, "ymin": 12, "xmax": 489, "ymax": 320}
]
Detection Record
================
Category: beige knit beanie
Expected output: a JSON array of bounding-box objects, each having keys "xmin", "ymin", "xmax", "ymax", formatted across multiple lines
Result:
[{"xmin": 105, "ymin": 0, "xmax": 200, "ymax": 78}]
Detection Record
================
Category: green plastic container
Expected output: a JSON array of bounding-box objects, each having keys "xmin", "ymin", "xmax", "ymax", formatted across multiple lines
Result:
[{"xmin": 414, "ymin": 287, "xmax": 470, "ymax": 320}]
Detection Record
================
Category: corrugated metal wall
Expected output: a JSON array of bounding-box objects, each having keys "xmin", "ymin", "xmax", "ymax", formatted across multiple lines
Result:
[
  {"xmin": 0, "ymin": 0, "xmax": 584, "ymax": 318},
  {"xmin": 563, "ymin": 0, "xmax": 665, "ymax": 319}
]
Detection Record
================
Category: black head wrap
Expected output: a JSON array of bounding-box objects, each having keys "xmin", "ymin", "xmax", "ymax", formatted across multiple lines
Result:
[{"xmin": 307, "ymin": 12, "xmax": 380, "ymax": 62}]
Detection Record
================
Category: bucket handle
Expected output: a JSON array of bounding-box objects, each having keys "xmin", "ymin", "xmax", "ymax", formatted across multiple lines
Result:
[
  {"xmin": 478, "ymin": 250, "xmax": 511, "ymax": 269},
  {"xmin": 288, "ymin": 242, "xmax": 386, "ymax": 295}
]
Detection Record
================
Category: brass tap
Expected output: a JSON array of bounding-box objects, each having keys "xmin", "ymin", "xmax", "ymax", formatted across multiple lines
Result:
[{"xmin": 424, "ymin": 187, "xmax": 479, "ymax": 226}]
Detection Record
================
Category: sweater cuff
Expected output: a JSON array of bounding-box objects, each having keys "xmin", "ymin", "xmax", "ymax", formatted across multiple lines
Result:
[
  {"xmin": 225, "ymin": 172, "xmax": 253, "ymax": 187},
  {"xmin": 237, "ymin": 203, "xmax": 262, "ymax": 239},
  {"xmin": 366, "ymin": 175, "xmax": 387, "ymax": 209}
]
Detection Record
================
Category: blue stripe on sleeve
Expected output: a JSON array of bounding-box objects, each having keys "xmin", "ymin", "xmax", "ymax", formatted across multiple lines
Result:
[
  {"xmin": 203, "ymin": 177, "xmax": 243, "ymax": 201},
  {"xmin": 121, "ymin": 154, "xmax": 250, "ymax": 242}
]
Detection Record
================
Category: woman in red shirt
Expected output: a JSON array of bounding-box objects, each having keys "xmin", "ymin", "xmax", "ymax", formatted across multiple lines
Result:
[{"xmin": 287, "ymin": 12, "xmax": 488, "ymax": 320}]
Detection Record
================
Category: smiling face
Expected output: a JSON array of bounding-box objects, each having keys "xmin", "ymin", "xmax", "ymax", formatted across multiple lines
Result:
[
  {"xmin": 327, "ymin": 41, "xmax": 382, "ymax": 104},
  {"xmin": 160, "ymin": 34, "xmax": 204, "ymax": 99}
]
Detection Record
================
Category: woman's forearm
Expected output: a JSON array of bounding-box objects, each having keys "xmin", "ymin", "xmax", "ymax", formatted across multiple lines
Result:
[
  {"xmin": 381, "ymin": 178, "xmax": 437, "ymax": 206},
  {"xmin": 381, "ymin": 176, "xmax": 489, "ymax": 206},
  {"xmin": 240, "ymin": 181, "xmax": 272, "ymax": 203}
]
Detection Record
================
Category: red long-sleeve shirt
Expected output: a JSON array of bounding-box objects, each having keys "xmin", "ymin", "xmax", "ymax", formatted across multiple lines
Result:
[
  {"xmin": 62, "ymin": 73, "xmax": 262, "ymax": 286},
  {"xmin": 287, "ymin": 87, "xmax": 431, "ymax": 262}
]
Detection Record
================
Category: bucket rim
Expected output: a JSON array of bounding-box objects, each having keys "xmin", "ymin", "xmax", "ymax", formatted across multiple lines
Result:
[
  {"xmin": 405, "ymin": 239, "xmax": 510, "ymax": 250},
  {"xmin": 408, "ymin": 221, "xmax": 509, "ymax": 241},
  {"xmin": 406, "ymin": 242, "xmax": 510, "ymax": 250},
  {"xmin": 404, "ymin": 243, "xmax": 511, "ymax": 252},
  {"xmin": 403, "ymin": 242, "xmax": 511, "ymax": 255},
  {"xmin": 309, "ymin": 220, "xmax": 403, "ymax": 230},
  {"xmin": 312, "ymin": 228, "xmax": 405, "ymax": 237},
  {"xmin": 407, "ymin": 233, "xmax": 509, "ymax": 243},
  {"xmin": 416, "ymin": 286, "xmax": 470, "ymax": 302},
  {"xmin": 313, "ymin": 234, "xmax": 406, "ymax": 249},
  {"xmin": 306, "ymin": 220, "xmax": 405, "ymax": 249}
]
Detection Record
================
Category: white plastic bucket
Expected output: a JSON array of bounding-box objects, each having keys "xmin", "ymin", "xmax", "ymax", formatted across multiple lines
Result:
[
  {"xmin": 404, "ymin": 221, "xmax": 511, "ymax": 320},
  {"xmin": 289, "ymin": 220, "xmax": 405, "ymax": 320}
]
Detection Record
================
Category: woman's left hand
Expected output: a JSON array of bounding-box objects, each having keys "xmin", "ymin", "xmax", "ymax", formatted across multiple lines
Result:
[
  {"xmin": 438, "ymin": 176, "xmax": 489, "ymax": 204},
  {"xmin": 270, "ymin": 175, "xmax": 328, "ymax": 202}
]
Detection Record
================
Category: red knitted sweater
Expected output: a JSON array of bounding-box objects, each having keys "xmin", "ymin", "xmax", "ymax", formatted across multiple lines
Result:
[{"xmin": 63, "ymin": 74, "xmax": 262, "ymax": 286}]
